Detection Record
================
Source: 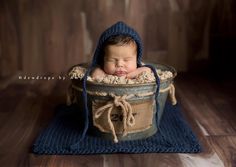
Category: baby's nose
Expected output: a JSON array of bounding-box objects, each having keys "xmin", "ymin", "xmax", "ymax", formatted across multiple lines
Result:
[{"xmin": 116, "ymin": 60, "xmax": 124, "ymax": 67}]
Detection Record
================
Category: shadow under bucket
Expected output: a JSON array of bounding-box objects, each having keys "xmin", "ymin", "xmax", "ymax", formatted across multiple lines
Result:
[{"xmin": 69, "ymin": 63, "xmax": 177, "ymax": 143}]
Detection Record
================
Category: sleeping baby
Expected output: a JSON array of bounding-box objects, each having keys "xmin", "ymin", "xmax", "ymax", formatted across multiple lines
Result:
[{"xmin": 91, "ymin": 34, "xmax": 151, "ymax": 80}]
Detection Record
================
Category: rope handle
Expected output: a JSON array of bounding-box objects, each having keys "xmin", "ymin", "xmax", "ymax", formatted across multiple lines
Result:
[{"xmin": 159, "ymin": 84, "xmax": 177, "ymax": 105}]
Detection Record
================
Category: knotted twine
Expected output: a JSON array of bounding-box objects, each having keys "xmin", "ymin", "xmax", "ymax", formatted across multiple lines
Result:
[{"xmin": 94, "ymin": 93, "xmax": 135, "ymax": 143}]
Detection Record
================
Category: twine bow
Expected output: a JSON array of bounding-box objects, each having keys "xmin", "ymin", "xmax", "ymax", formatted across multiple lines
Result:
[{"xmin": 94, "ymin": 93, "xmax": 135, "ymax": 143}]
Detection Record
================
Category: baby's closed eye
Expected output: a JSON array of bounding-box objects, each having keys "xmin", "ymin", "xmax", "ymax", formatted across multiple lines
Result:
[
  {"xmin": 106, "ymin": 58, "xmax": 116, "ymax": 62},
  {"xmin": 124, "ymin": 59, "xmax": 131, "ymax": 62},
  {"xmin": 123, "ymin": 57, "xmax": 134, "ymax": 62}
]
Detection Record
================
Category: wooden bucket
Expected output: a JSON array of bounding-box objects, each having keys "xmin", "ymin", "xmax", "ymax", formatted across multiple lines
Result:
[{"xmin": 69, "ymin": 63, "xmax": 177, "ymax": 142}]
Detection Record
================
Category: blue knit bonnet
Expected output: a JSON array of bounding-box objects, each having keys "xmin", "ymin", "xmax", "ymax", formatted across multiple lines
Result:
[{"xmin": 91, "ymin": 21, "xmax": 143, "ymax": 67}]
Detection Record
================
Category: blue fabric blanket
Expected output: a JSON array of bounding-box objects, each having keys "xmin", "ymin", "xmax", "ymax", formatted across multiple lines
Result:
[{"xmin": 33, "ymin": 102, "xmax": 201, "ymax": 154}]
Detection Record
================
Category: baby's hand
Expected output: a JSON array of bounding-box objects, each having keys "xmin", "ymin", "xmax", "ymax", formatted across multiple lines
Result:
[
  {"xmin": 126, "ymin": 67, "xmax": 151, "ymax": 79},
  {"xmin": 91, "ymin": 67, "xmax": 106, "ymax": 80}
]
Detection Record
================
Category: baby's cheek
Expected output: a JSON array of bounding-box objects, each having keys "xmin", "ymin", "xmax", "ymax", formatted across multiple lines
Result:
[
  {"xmin": 127, "ymin": 63, "xmax": 137, "ymax": 73},
  {"xmin": 104, "ymin": 63, "xmax": 115, "ymax": 74}
]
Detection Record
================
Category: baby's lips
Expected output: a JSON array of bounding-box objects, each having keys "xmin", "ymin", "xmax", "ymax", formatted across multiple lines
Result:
[{"xmin": 114, "ymin": 71, "xmax": 127, "ymax": 77}]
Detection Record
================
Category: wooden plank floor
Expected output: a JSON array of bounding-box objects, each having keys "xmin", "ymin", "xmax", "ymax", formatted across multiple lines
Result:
[{"xmin": 0, "ymin": 73, "xmax": 235, "ymax": 167}]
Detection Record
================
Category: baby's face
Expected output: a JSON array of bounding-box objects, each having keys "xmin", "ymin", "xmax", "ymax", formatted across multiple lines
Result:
[{"xmin": 103, "ymin": 43, "xmax": 137, "ymax": 77}]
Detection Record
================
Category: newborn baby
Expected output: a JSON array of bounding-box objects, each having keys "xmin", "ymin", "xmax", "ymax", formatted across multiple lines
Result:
[
  {"xmin": 91, "ymin": 35, "xmax": 151, "ymax": 79},
  {"xmin": 75, "ymin": 22, "xmax": 167, "ymax": 143}
]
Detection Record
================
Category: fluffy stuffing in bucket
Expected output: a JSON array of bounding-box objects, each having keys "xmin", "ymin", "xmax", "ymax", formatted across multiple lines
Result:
[{"xmin": 69, "ymin": 66, "xmax": 173, "ymax": 84}]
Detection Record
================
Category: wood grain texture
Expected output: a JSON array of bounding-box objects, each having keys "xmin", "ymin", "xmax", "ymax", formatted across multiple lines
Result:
[
  {"xmin": 0, "ymin": 73, "xmax": 236, "ymax": 166},
  {"xmin": 103, "ymin": 153, "xmax": 182, "ymax": 167},
  {"xmin": 1, "ymin": 0, "xmax": 235, "ymax": 77},
  {"xmin": 175, "ymin": 75, "xmax": 236, "ymax": 136}
]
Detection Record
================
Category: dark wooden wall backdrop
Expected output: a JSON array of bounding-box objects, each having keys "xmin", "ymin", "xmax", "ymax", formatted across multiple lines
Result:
[{"xmin": 0, "ymin": 0, "xmax": 235, "ymax": 77}]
